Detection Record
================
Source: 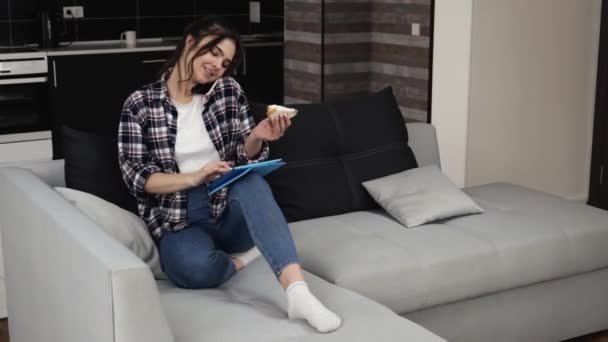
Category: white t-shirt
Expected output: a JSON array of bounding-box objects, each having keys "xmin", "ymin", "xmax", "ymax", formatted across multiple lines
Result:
[{"xmin": 173, "ymin": 88, "xmax": 221, "ymax": 174}]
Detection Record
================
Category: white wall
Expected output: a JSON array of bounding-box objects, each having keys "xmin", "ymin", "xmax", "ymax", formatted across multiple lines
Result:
[
  {"xmin": 465, "ymin": 0, "xmax": 601, "ymax": 200},
  {"xmin": 432, "ymin": 0, "xmax": 601, "ymax": 199},
  {"xmin": 431, "ymin": 0, "xmax": 473, "ymax": 187}
]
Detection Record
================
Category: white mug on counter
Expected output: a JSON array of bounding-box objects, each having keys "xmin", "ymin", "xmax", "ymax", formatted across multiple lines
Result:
[{"xmin": 120, "ymin": 30, "xmax": 137, "ymax": 46}]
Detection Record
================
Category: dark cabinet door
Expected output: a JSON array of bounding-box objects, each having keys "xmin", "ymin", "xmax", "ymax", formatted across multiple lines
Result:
[
  {"xmin": 238, "ymin": 44, "xmax": 284, "ymax": 105},
  {"xmin": 48, "ymin": 50, "xmax": 171, "ymax": 158},
  {"xmin": 49, "ymin": 53, "xmax": 132, "ymax": 135},
  {"xmin": 589, "ymin": 0, "xmax": 608, "ymax": 209}
]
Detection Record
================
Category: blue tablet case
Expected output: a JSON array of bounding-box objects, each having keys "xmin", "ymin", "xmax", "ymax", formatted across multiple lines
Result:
[{"xmin": 207, "ymin": 159, "xmax": 285, "ymax": 195}]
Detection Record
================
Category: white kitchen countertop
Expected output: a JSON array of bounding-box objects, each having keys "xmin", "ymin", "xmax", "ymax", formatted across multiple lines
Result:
[
  {"xmin": 46, "ymin": 39, "xmax": 177, "ymax": 56},
  {"xmin": 44, "ymin": 35, "xmax": 284, "ymax": 56}
]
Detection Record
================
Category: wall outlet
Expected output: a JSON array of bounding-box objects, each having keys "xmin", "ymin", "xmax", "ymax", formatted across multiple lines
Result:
[
  {"xmin": 63, "ymin": 6, "xmax": 84, "ymax": 19},
  {"xmin": 411, "ymin": 23, "xmax": 421, "ymax": 36},
  {"xmin": 249, "ymin": 2, "xmax": 261, "ymax": 23}
]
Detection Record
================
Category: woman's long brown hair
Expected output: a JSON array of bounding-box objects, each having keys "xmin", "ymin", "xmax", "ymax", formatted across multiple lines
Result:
[{"xmin": 160, "ymin": 16, "xmax": 243, "ymax": 93}]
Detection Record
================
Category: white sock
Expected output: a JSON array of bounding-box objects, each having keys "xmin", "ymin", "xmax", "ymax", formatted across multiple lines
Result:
[
  {"xmin": 286, "ymin": 281, "xmax": 342, "ymax": 333},
  {"xmin": 230, "ymin": 246, "xmax": 261, "ymax": 267}
]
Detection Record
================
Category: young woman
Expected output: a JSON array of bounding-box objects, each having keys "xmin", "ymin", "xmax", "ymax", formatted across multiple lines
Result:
[{"xmin": 118, "ymin": 17, "xmax": 341, "ymax": 333}]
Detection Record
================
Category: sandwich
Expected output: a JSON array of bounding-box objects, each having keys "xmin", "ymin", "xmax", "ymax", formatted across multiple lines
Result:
[{"xmin": 266, "ymin": 104, "xmax": 298, "ymax": 119}]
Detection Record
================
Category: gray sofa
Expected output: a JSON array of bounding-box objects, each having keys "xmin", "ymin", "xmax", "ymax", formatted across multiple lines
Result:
[{"xmin": 1, "ymin": 122, "xmax": 607, "ymax": 342}]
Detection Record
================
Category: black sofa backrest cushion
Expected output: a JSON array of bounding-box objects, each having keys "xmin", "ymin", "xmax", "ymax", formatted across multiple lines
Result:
[
  {"xmin": 62, "ymin": 125, "xmax": 138, "ymax": 214},
  {"xmin": 250, "ymin": 87, "xmax": 418, "ymax": 222}
]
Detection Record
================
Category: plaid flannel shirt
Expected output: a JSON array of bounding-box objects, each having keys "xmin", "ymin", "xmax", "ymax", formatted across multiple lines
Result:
[{"xmin": 118, "ymin": 74, "xmax": 269, "ymax": 240}]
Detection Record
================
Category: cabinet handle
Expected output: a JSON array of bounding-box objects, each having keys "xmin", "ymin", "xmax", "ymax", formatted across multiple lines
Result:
[
  {"xmin": 0, "ymin": 77, "xmax": 47, "ymax": 85},
  {"xmin": 242, "ymin": 50, "xmax": 247, "ymax": 76},
  {"xmin": 52, "ymin": 60, "xmax": 58, "ymax": 88},
  {"xmin": 141, "ymin": 59, "xmax": 167, "ymax": 64}
]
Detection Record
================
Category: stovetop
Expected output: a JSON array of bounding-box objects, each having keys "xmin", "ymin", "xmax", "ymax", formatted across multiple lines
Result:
[
  {"xmin": 0, "ymin": 47, "xmax": 48, "ymax": 76},
  {"xmin": 0, "ymin": 47, "xmax": 47, "ymax": 61}
]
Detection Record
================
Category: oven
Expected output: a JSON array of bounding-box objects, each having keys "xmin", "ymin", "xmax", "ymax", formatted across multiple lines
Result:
[{"xmin": 0, "ymin": 47, "xmax": 52, "ymax": 164}]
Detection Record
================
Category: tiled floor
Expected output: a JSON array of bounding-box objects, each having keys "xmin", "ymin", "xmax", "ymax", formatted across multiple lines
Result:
[{"xmin": 0, "ymin": 318, "xmax": 603, "ymax": 342}]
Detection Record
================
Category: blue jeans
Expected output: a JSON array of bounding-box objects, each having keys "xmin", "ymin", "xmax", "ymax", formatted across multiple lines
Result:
[{"xmin": 158, "ymin": 173, "xmax": 300, "ymax": 289}]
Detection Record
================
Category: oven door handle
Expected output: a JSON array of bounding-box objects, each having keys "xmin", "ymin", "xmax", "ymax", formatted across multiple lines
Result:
[{"xmin": 0, "ymin": 77, "xmax": 48, "ymax": 85}]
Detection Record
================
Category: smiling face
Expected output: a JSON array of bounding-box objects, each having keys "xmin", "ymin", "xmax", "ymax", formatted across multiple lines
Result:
[{"xmin": 184, "ymin": 35, "xmax": 236, "ymax": 85}]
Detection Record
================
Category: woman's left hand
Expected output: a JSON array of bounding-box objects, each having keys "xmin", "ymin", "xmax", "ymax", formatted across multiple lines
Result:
[{"xmin": 251, "ymin": 113, "xmax": 292, "ymax": 141}]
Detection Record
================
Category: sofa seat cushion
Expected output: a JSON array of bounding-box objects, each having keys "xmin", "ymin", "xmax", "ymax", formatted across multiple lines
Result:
[
  {"xmin": 289, "ymin": 182, "xmax": 608, "ymax": 314},
  {"xmin": 157, "ymin": 258, "xmax": 445, "ymax": 342}
]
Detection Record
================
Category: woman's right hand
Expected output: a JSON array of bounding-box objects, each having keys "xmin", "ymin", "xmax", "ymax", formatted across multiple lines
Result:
[{"xmin": 188, "ymin": 160, "xmax": 233, "ymax": 187}]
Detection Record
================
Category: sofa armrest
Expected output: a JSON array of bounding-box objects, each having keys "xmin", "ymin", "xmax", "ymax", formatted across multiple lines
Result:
[
  {"xmin": 0, "ymin": 167, "xmax": 174, "ymax": 342},
  {"xmin": 406, "ymin": 122, "xmax": 441, "ymax": 168},
  {"xmin": 0, "ymin": 158, "xmax": 65, "ymax": 187}
]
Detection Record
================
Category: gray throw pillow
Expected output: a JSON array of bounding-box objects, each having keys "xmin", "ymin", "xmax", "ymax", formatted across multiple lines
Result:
[
  {"xmin": 362, "ymin": 165, "xmax": 484, "ymax": 228},
  {"xmin": 55, "ymin": 187, "xmax": 167, "ymax": 279}
]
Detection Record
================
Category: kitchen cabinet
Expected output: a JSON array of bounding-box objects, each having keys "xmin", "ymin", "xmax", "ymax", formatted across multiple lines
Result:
[
  {"xmin": 48, "ymin": 50, "xmax": 170, "ymax": 138},
  {"xmin": 48, "ymin": 44, "xmax": 284, "ymax": 159},
  {"xmin": 237, "ymin": 44, "xmax": 284, "ymax": 105}
]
